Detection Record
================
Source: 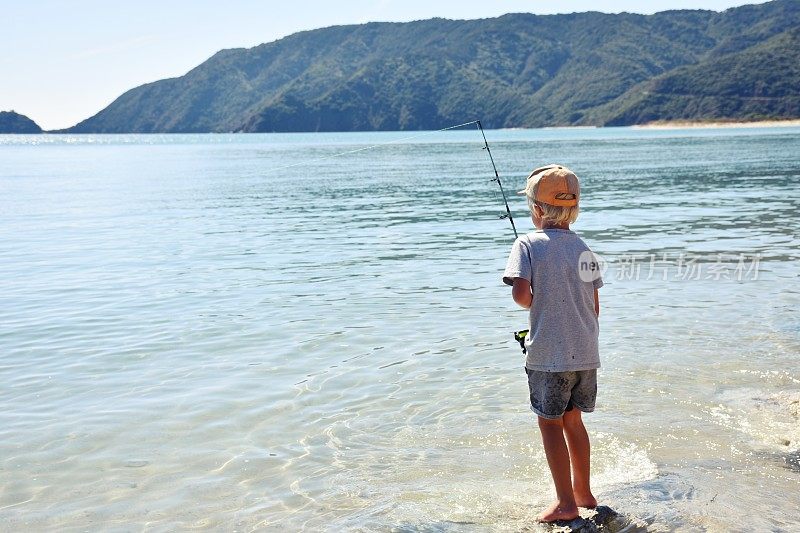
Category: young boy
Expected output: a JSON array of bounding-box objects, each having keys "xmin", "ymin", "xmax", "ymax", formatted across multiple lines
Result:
[{"xmin": 502, "ymin": 164, "xmax": 603, "ymax": 523}]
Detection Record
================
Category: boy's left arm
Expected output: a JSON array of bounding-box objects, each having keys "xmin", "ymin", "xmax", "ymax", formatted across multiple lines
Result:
[{"xmin": 594, "ymin": 287, "xmax": 599, "ymax": 317}]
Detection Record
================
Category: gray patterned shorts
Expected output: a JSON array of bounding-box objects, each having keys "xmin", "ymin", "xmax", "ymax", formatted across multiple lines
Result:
[{"xmin": 525, "ymin": 367, "xmax": 597, "ymax": 419}]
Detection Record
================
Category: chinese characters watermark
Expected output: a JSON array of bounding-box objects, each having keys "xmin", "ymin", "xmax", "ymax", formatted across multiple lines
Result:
[{"xmin": 580, "ymin": 252, "xmax": 761, "ymax": 282}]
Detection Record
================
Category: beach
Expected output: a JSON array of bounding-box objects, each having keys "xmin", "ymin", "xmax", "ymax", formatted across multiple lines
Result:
[{"xmin": 634, "ymin": 118, "xmax": 800, "ymax": 129}]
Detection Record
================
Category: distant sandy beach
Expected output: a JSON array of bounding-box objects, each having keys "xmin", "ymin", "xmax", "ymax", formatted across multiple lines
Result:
[{"xmin": 633, "ymin": 119, "xmax": 800, "ymax": 129}]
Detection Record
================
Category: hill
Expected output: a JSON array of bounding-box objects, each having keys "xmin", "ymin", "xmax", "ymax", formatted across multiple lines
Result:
[
  {"xmin": 65, "ymin": 0, "xmax": 800, "ymax": 132},
  {"xmin": 0, "ymin": 111, "xmax": 43, "ymax": 133}
]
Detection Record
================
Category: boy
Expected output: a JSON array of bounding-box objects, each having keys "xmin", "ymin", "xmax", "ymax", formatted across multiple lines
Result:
[{"xmin": 502, "ymin": 164, "xmax": 603, "ymax": 523}]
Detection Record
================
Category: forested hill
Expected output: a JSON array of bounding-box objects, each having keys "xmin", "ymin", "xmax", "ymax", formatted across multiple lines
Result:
[
  {"xmin": 65, "ymin": 0, "xmax": 800, "ymax": 133},
  {"xmin": 0, "ymin": 111, "xmax": 42, "ymax": 133}
]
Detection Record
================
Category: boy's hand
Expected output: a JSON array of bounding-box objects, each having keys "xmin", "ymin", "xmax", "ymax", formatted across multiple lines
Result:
[{"xmin": 511, "ymin": 277, "xmax": 533, "ymax": 309}]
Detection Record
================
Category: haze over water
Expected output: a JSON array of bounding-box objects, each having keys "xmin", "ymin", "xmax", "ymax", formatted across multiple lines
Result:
[{"xmin": 1, "ymin": 126, "xmax": 799, "ymax": 531}]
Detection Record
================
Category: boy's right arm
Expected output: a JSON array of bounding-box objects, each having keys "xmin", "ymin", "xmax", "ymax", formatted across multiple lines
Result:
[
  {"xmin": 503, "ymin": 237, "xmax": 533, "ymax": 308},
  {"xmin": 512, "ymin": 277, "xmax": 533, "ymax": 309}
]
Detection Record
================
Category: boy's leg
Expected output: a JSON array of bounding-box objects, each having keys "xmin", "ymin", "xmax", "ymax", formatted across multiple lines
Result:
[
  {"xmin": 537, "ymin": 416, "xmax": 579, "ymax": 522},
  {"xmin": 562, "ymin": 408, "xmax": 597, "ymax": 508}
]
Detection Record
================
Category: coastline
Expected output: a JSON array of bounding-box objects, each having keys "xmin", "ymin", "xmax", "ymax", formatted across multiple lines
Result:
[{"xmin": 633, "ymin": 118, "xmax": 800, "ymax": 129}]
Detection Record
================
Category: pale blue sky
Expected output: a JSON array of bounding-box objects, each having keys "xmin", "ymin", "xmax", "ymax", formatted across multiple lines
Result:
[{"xmin": 1, "ymin": 0, "xmax": 769, "ymax": 130}]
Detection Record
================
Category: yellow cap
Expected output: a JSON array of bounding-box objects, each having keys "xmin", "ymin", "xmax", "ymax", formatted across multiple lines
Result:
[{"xmin": 517, "ymin": 164, "xmax": 580, "ymax": 207}]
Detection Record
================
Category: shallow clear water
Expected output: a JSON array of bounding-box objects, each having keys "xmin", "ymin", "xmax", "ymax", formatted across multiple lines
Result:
[{"xmin": 1, "ymin": 127, "xmax": 799, "ymax": 532}]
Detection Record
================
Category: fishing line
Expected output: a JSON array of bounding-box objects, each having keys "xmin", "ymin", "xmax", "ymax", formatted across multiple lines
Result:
[
  {"xmin": 264, "ymin": 120, "xmax": 480, "ymax": 173},
  {"xmin": 267, "ymin": 118, "xmax": 519, "ymax": 239}
]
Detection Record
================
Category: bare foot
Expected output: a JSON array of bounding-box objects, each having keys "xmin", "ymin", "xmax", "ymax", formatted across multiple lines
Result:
[
  {"xmin": 537, "ymin": 500, "xmax": 579, "ymax": 522},
  {"xmin": 574, "ymin": 491, "xmax": 597, "ymax": 509}
]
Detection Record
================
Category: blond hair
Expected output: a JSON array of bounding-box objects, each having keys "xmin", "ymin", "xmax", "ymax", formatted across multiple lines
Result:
[{"xmin": 527, "ymin": 179, "xmax": 580, "ymax": 225}]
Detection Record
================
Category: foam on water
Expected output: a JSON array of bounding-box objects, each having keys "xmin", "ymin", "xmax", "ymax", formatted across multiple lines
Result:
[{"xmin": 313, "ymin": 424, "xmax": 659, "ymax": 531}]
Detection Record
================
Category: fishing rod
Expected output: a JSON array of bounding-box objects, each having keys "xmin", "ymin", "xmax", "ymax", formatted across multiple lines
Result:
[
  {"xmin": 476, "ymin": 121, "xmax": 529, "ymax": 354},
  {"xmin": 476, "ymin": 120, "xmax": 518, "ymax": 239},
  {"xmin": 267, "ymin": 118, "xmax": 528, "ymax": 352}
]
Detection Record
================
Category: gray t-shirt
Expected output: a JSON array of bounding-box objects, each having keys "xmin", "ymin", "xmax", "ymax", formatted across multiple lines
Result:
[{"xmin": 502, "ymin": 229, "xmax": 603, "ymax": 372}]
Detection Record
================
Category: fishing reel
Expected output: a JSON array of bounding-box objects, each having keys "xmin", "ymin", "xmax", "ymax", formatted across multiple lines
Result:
[{"xmin": 514, "ymin": 329, "xmax": 529, "ymax": 354}]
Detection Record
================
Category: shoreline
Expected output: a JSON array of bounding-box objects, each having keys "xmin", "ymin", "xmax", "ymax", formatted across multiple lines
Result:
[
  {"xmin": 632, "ymin": 119, "xmax": 800, "ymax": 129},
  {"xmin": 4, "ymin": 118, "xmax": 800, "ymax": 136}
]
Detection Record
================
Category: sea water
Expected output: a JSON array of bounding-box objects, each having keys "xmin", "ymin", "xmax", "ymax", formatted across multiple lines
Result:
[{"xmin": 1, "ymin": 127, "xmax": 798, "ymax": 531}]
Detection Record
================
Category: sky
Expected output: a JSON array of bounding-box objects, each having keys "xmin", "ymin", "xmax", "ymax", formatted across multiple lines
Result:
[{"xmin": 1, "ymin": 0, "xmax": 771, "ymax": 130}]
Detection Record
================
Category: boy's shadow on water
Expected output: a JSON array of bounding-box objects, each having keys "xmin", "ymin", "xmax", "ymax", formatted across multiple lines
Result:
[
  {"xmin": 519, "ymin": 506, "xmax": 635, "ymax": 533},
  {"xmin": 388, "ymin": 472, "xmax": 701, "ymax": 532},
  {"xmin": 390, "ymin": 506, "xmax": 642, "ymax": 532},
  {"xmin": 782, "ymin": 449, "xmax": 800, "ymax": 473}
]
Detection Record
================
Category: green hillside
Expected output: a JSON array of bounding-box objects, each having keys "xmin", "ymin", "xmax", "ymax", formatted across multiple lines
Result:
[
  {"xmin": 587, "ymin": 21, "xmax": 800, "ymax": 124},
  {"xmin": 0, "ymin": 111, "xmax": 42, "ymax": 133},
  {"xmin": 64, "ymin": 0, "xmax": 800, "ymax": 133}
]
